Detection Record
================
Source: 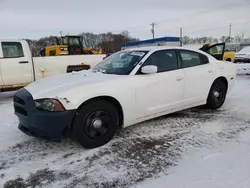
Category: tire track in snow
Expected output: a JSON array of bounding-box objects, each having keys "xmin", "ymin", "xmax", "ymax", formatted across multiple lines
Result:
[{"xmin": 1, "ymin": 107, "xmax": 250, "ymax": 188}]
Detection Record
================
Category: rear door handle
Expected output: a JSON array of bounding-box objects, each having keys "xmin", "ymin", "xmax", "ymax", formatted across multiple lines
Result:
[
  {"xmin": 19, "ymin": 61, "xmax": 29, "ymax": 64},
  {"xmin": 176, "ymin": 76, "xmax": 183, "ymax": 81}
]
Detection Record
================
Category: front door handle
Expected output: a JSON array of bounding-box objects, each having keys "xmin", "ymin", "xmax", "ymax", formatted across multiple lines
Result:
[
  {"xmin": 19, "ymin": 61, "xmax": 29, "ymax": 64},
  {"xmin": 176, "ymin": 76, "xmax": 183, "ymax": 81}
]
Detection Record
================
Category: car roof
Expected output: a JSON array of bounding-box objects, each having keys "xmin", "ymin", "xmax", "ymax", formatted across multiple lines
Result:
[
  {"xmin": 0, "ymin": 39, "xmax": 27, "ymax": 43},
  {"xmin": 126, "ymin": 45, "xmax": 204, "ymax": 53},
  {"xmin": 182, "ymin": 44, "xmax": 203, "ymax": 50},
  {"xmin": 124, "ymin": 45, "xmax": 217, "ymax": 60}
]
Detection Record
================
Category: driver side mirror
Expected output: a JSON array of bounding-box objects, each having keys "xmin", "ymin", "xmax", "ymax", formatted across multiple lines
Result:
[{"xmin": 141, "ymin": 65, "xmax": 158, "ymax": 74}]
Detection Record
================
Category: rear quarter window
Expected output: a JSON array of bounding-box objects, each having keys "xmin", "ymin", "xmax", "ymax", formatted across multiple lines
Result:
[
  {"xmin": 179, "ymin": 50, "xmax": 208, "ymax": 68},
  {"xmin": 199, "ymin": 53, "xmax": 209, "ymax": 64}
]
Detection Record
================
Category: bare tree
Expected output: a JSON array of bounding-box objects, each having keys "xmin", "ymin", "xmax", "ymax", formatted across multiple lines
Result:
[
  {"xmin": 243, "ymin": 38, "xmax": 250, "ymax": 43},
  {"xmin": 182, "ymin": 36, "xmax": 191, "ymax": 44},
  {"xmin": 225, "ymin": 37, "xmax": 234, "ymax": 43},
  {"xmin": 98, "ymin": 31, "xmax": 138, "ymax": 53},
  {"xmin": 220, "ymin": 36, "xmax": 227, "ymax": 42},
  {"xmin": 235, "ymin": 32, "xmax": 245, "ymax": 43},
  {"xmin": 80, "ymin": 33, "xmax": 101, "ymax": 49}
]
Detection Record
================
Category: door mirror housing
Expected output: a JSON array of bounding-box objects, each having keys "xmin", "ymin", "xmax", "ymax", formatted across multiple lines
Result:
[{"xmin": 141, "ymin": 65, "xmax": 158, "ymax": 74}]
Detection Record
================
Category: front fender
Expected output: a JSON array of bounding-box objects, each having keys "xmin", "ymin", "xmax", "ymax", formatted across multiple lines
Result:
[{"xmin": 58, "ymin": 85, "xmax": 137, "ymax": 127}]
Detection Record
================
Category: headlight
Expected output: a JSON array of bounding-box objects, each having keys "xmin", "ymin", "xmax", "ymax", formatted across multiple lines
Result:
[{"xmin": 35, "ymin": 99, "xmax": 65, "ymax": 112}]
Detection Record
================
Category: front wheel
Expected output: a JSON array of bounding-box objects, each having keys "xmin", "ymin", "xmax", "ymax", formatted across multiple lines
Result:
[
  {"xmin": 206, "ymin": 79, "xmax": 227, "ymax": 109},
  {"xmin": 73, "ymin": 100, "xmax": 119, "ymax": 148}
]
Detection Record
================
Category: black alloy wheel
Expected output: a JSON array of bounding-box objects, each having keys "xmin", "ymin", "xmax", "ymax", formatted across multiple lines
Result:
[
  {"xmin": 84, "ymin": 110, "xmax": 110, "ymax": 139},
  {"xmin": 73, "ymin": 100, "xmax": 119, "ymax": 148},
  {"xmin": 206, "ymin": 79, "xmax": 227, "ymax": 109}
]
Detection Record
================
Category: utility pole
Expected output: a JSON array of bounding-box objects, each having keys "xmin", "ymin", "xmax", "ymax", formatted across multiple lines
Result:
[
  {"xmin": 229, "ymin": 23, "xmax": 232, "ymax": 43},
  {"xmin": 180, "ymin": 27, "xmax": 183, "ymax": 46},
  {"xmin": 60, "ymin": 31, "xmax": 63, "ymax": 37},
  {"xmin": 150, "ymin": 22, "xmax": 156, "ymax": 39}
]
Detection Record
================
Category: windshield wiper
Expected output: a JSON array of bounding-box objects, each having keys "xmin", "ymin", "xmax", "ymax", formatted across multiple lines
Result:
[{"xmin": 92, "ymin": 70, "xmax": 104, "ymax": 73}]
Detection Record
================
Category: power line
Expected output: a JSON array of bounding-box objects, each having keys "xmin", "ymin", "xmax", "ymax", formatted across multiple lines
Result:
[
  {"xmin": 158, "ymin": 13, "xmax": 249, "ymax": 35},
  {"xmin": 156, "ymin": 0, "xmax": 250, "ymax": 25},
  {"xmin": 185, "ymin": 20, "xmax": 250, "ymax": 35},
  {"xmin": 109, "ymin": 0, "xmax": 250, "ymax": 34}
]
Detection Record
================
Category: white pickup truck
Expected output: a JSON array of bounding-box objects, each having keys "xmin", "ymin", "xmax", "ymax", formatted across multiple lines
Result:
[{"xmin": 0, "ymin": 40, "xmax": 105, "ymax": 91}]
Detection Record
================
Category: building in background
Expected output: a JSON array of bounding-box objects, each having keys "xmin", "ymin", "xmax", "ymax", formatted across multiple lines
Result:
[{"xmin": 120, "ymin": 36, "xmax": 180, "ymax": 50}]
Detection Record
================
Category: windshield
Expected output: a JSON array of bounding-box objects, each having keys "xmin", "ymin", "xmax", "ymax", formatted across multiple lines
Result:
[
  {"xmin": 92, "ymin": 50, "xmax": 148, "ymax": 75},
  {"xmin": 68, "ymin": 37, "xmax": 81, "ymax": 45},
  {"xmin": 62, "ymin": 37, "xmax": 81, "ymax": 45}
]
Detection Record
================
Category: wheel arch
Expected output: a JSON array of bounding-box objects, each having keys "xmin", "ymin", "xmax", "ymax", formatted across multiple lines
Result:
[
  {"xmin": 211, "ymin": 76, "xmax": 228, "ymax": 92},
  {"xmin": 76, "ymin": 95, "xmax": 124, "ymax": 129},
  {"xmin": 205, "ymin": 76, "xmax": 229, "ymax": 109}
]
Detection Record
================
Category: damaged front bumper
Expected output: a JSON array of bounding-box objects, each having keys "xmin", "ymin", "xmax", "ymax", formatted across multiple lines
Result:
[{"xmin": 13, "ymin": 89, "xmax": 76, "ymax": 141}]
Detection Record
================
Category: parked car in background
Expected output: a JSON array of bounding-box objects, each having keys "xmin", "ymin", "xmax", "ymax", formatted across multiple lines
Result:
[
  {"xmin": 13, "ymin": 45, "xmax": 236, "ymax": 149},
  {"xmin": 234, "ymin": 46, "xmax": 250, "ymax": 63}
]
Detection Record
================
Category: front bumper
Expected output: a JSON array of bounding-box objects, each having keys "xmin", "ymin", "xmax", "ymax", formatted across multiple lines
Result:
[
  {"xmin": 13, "ymin": 89, "xmax": 76, "ymax": 141},
  {"xmin": 234, "ymin": 57, "xmax": 250, "ymax": 63}
]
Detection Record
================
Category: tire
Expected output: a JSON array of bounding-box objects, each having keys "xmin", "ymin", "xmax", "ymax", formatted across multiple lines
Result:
[
  {"xmin": 73, "ymin": 100, "xmax": 119, "ymax": 148},
  {"xmin": 226, "ymin": 58, "xmax": 231, "ymax": 62},
  {"xmin": 206, "ymin": 79, "xmax": 227, "ymax": 109}
]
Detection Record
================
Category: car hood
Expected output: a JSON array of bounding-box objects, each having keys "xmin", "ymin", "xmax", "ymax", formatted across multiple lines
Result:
[{"xmin": 25, "ymin": 70, "xmax": 122, "ymax": 99}]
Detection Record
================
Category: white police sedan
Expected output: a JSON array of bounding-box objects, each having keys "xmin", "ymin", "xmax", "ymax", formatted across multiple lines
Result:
[{"xmin": 13, "ymin": 44, "xmax": 236, "ymax": 148}]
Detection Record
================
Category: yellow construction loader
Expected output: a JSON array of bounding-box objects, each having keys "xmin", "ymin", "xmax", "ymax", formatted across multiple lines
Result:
[{"xmin": 40, "ymin": 35, "xmax": 103, "ymax": 56}]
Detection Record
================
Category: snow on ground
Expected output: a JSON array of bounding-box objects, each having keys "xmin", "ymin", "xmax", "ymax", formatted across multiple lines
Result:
[
  {"xmin": 0, "ymin": 65, "xmax": 250, "ymax": 188},
  {"xmin": 236, "ymin": 63, "xmax": 250, "ymax": 75},
  {"xmin": 136, "ymin": 130, "xmax": 250, "ymax": 188},
  {"xmin": 0, "ymin": 91, "xmax": 29, "ymax": 150}
]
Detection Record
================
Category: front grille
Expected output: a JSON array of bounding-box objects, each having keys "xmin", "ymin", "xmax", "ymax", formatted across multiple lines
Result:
[
  {"xmin": 14, "ymin": 96, "xmax": 25, "ymax": 105},
  {"xmin": 14, "ymin": 105, "xmax": 27, "ymax": 116}
]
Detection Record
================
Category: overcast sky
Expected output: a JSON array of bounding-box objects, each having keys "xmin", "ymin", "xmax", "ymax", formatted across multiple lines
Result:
[{"xmin": 0, "ymin": 0, "xmax": 249, "ymax": 40}]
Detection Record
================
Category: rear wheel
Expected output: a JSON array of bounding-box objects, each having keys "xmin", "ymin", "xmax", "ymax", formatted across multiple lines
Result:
[
  {"xmin": 73, "ymin": 100, "xmax": 119, "ymax": 148},
  {"xmin": 206, "ymin": 79, "xmax": 227, "ymax": 109}
]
